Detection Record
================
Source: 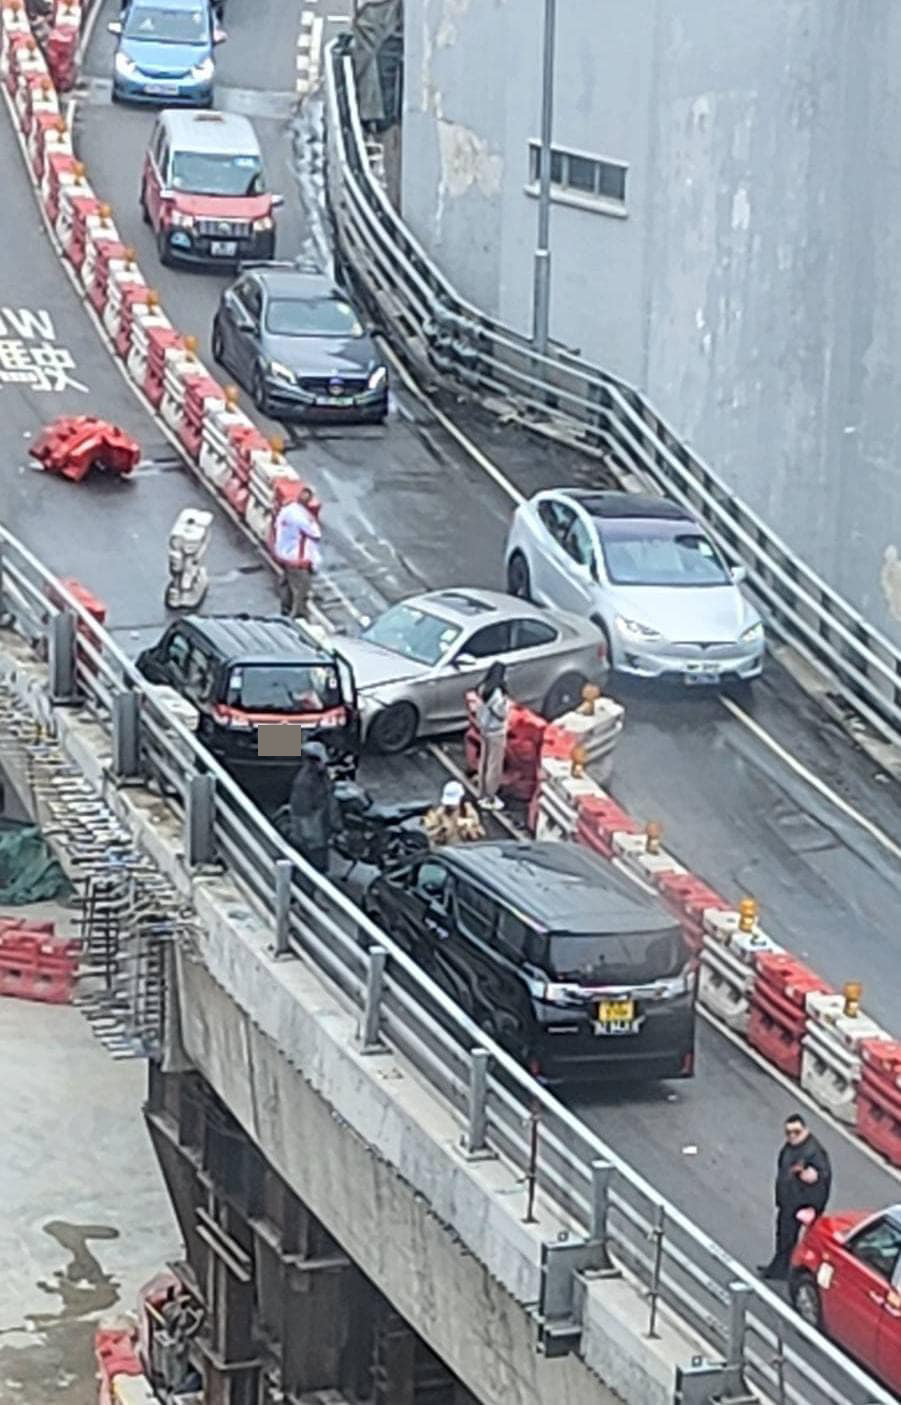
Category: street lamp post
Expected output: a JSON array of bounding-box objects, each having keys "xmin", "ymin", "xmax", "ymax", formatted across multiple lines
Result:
[{"xmin": 531, "ymin": 0, "xmax": 556, "ymax": 357}]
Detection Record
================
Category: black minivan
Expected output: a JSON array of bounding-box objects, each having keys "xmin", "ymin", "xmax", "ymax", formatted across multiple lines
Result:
[
  {"xmin": 137, "ymin": 614, "xmax": 360, "ymax": 797},
  {"xmin": 364, "ymin": 839, "xmax": 695, "ymax": 1085}
]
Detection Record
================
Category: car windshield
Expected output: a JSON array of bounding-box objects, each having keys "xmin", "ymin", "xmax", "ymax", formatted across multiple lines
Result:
[
  {"xmin": 171, "ymin": 152, "xmax": 263, "ymax": 197},
  {"xmin": 598, "ymin": 520, "xmax": 731, "ymax": 587},
  {"xmin": 265, "ymin": 296, "xmax": 364, "ymax": 338},
  {"xmin": 124, "ymin": 4, "xmax": 209, "ymax": 43},
  {"xmin": 361, "ymin": 605, "xmax": 461, "ymax": 667},
  {"xmin": 226, "ymin": 664, "xmax": 342, "ymax": 714},
  {"xmin": 543, "ymin": 927, "xmax": 688, "ymax": 985}
]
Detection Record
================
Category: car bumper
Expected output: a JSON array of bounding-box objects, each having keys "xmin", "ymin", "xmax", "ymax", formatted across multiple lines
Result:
[
  {"xmin": 531, "ymin": 1003, "xmax": 696, "ymax": 1086},
  {"xmin": 262, "ymin": 380, "xmax": 389, "ymax": 422},
  {"xmin": 112, "ymin": 76, "xmax": 213, "ymax": 106},
  {"xmin": 612, "ymin": 637, "xmax": 765, "ymax": 683},
  {"xmin": 161, "ymin": 229, "xmax": 276, "ymax": 269}
]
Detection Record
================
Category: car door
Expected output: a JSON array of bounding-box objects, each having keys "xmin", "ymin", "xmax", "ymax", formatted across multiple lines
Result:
[
  {"xmin": 829, "ymin": 1216, "xmax": 901, "ymax": 1369},
  {"xmin": 503, "ymin": 615, "xmax": 562, "ymax": 708},
  {"xmin": 556, "ymin": 510, "xmax": 601, "ymax": 616},
  {"xmin": 450, "ymin": 879, "xmax": 504, "ymax": 1020},
  {"xmin": 390, "ymin": 856, "xmax": 454, "ymax": 967},
  {"xmin": 876, "ymin": 1253, "xmax": 901, "ymax": 1393},
  {"xmin": 139, "ymin": 625, "xmax": 192, "ymax": 687},
  {"xmin": 427, "ymin": 620, "xmax": 513, "ymax": 731},
  {"xmin": 144, "ymin": 125, "xmax": 168, "ymax": 231},
  {"xmin": 531, "ymin": 497, "xmax": 582, "ymax": 607},
  {"xmin": 221, "ymin": 277, "xmax": 260, "ymax": 381}
]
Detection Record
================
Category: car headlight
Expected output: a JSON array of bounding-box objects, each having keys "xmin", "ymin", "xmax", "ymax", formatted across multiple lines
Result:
[
  {"xmin": 114, "ymin": 51, "xmax": 136, "ymax": 77},
  {"xmin": 268, "ymin": 360, "xmax": 296, "ymax": 384},
  {"xmin": 252, "ymin": 215, "xmax": 274, "ymax": 231},
  {"xmin": 169, "ymin": 210, "xmax": 195, "ymax": 229},
  {"xmin": 615, "ymin": 615, "xmax": 663, "ymax": 643},
  {"xmin": 368, "ymin": 365, "xmax": 387, "ymax": 391},
  {"xmin": 190, "ymin": 56, "xmax": 214, "ymax": 80},
  {"xmin": 740, "ymin": 620, "xmax": 764, "ymax": 644}
]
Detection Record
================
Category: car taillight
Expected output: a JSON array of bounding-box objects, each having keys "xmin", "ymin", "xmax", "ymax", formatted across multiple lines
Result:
[{"xmin": 681, "ymin": 1050, "xmax": 694, "ymax": 1077}]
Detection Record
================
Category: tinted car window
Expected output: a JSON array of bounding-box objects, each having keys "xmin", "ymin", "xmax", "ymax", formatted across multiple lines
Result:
[
  {"xmin": 226, "ymin": 664, "xmax": 341, "ymax": 713},
  {"xmin": 510, "ymin": 618, "xmax": 557, "ymax": 650},
  {"xmin": 413, "ymin": 858, "xmax": 449, "ymax": 901},
  {"xmin": 124, "ymin": 3, "xmax": 209, "ymax": 42},
  {"xmin": 598, "ymin": 519, "xmax": 730, "ymax": 587},
  {"xmin": 242, "ymin": 282, "xmax": 263, "ymax": 323},
  {"xmin": 849, "ymin": 1219, "xmax": 901, "ymax": 1281},
  {"xmin": 361, "ymin": 605, "xmax": 460, "ymax": 667},
  {"xmin": 164, "ymin": 631, "xmax": 191, "ymax": 675},
  {"xmin": 454, "ymin": 880, "xmax": 496, "ymax": 941},
  {"xmin": 542, "ymin": 926, "xmax": 688, "ymax": 985},
  {"xmin": 465, "ymin": 622, "xmax": 512, "ymax": 658},
  {"xmin": 265, "ymin": 296, "xmax": 363, "ymax": 338},
  {"xmin": 563, "ymin": 517, "xmax": 595, "ymax": 569},
  {"xmin": 497, "ymin": 908, "xmax": 529, "ymax": 958},
  {"xmin": 171, "ymin": 152, "xmax": 263, "ymax": 197},
  {"xmin": 538, "ymin": 499, "xmax": 575, "ymax": 545}
]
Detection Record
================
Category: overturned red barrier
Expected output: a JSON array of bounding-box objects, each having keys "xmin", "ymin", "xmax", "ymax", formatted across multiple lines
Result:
[
  {"xmin": 30, "ymin": 416, "xmax": 140, "ymax": 481},
  {"xmin": 0, "ymin": 927, "xmax": 79, "ymax": 1004},
  {"xmin": 95, "ymin": 1326, "xmax": 143, "ymax": 1405}
]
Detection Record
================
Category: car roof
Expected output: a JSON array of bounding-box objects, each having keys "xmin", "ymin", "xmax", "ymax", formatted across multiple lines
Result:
[
  {"xmin": 439, "ymin": 840, "xmax": 678, "ymax": 935},
  {"xmin": 246, "ymin": 268, "xmax": 337, "ymax": 299},
  {"xmin": 159, "ymin": 110, "xmax": 261, "ymax": 156},
  {"xmin": 181, "ymin": 615, "xmax": 333, "ymax": 665},
  {"xmin": 406, "ymin": 588, "xmax": 558, "ymax": 626},
  {"xmin": 132, "ymin": 0, "xmax": 206, "ymax": 11},
  {"xmin": 549, "ymin": 489, "xmax": 691, "ymax": 523}
]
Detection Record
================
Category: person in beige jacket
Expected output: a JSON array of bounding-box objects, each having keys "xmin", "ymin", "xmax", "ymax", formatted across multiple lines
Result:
[{"xmin": 424, "ymin": 781, "xmax": 485, "ymax": 847}]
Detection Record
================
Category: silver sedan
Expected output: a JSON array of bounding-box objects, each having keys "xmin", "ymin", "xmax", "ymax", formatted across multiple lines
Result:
[{"xmin": 322, "ymin": 588, "xmax": 609, "ymax": 753}]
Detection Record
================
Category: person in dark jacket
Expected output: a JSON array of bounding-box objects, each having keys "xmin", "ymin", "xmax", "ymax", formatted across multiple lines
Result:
[
  {"xmin": 759, "ymin": 1113, "xmax": 832, "ymax": 1280},
  {"xmin": 289, "ymin": 742, "xmax": 341, "ymax": 880}
]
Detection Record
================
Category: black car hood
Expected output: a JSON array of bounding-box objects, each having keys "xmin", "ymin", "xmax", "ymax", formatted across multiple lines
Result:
[{"xmin": 261, "ymin": 332, "xmax": 378, "ymax": 376}]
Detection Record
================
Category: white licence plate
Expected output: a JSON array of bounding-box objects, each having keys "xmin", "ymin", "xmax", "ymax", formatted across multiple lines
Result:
[
  {"xmin": 210, "ymin": 240, "xmax": 238, "ymax": 257},
  {"xmin": 317, "ymin": 395, "xmax": 355, "ymax": 407},
  {"xmin": 684, "ymin": 669, "xmax": 721, "ymax": 686},
  {"xmin": 145, "ymin": 83, "xmax": 178, "ymax": 96}
]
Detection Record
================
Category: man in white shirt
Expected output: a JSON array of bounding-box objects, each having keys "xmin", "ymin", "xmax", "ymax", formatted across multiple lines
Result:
[{"xmin": 273, "ymin": 486, "xmax": 322, "ymax": 619}]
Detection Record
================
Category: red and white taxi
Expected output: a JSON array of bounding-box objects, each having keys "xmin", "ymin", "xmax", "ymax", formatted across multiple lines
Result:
[
  {"xmin": 141, "ymin": 109, "xmax": 282, "ymax": 269},
  {"xmin": 790, "ymin": 1204, "xmax": 901, "ymax": 1394}
]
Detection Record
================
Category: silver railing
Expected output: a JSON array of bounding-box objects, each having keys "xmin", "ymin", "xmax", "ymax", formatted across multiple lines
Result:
[
  {"xmin": 0, "ymin": 528, "xmax": 893, "ymax": 1405},
  {"xmin": 323, "ymin": 38, "xmax": 901, "ymax": 753}
]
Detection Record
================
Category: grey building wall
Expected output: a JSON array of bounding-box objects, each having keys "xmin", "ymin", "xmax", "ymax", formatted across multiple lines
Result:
[{"xmin": 401, "ymin": 0, "xmax": 901, "ymax": 643}]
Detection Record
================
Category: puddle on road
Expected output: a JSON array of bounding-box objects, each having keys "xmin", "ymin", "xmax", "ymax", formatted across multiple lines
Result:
[{"xmin": 0, "ymin": 1221, "xmax": 122, "ymax": 1405}]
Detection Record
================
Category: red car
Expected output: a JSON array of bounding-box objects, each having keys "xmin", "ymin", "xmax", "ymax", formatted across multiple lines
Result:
[{"xmin": 790, "ymin": 1203, "xmax": 901, "ymax": 1395}]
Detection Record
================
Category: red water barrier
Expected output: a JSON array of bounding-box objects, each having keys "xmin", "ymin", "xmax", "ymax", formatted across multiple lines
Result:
[
  {"xmin": 223, "ymin": 424, "xmax": 267, "ymax": 517},
  {"xmin": 95, "ymin": 1327, "xmax": 143, "ymax": 1405},
  {"xmin": 655, "ymin": 872, "xmax": 732, "ymax": 955},
  {"xmin": 0, "ymin": 928, "xmax": 79, "ymax": 1004},
  {"xmin": 45, "ymin": 22, "xmax": 76, "ymax": 90},
  {"xmin": 30, "ymin": 416, "xmax": 140, "ymax": 480},
  {"xmin": 856, "ymin": 1040, "xmax": 901, "ymax": 1168},
  {"xmin": 747, "ymin": 953, "xmax": 833, "ymax": 1079},
  {"xmin": 0, "ymin": 916, "xmax": 55, "ymax": 935},
  {"xmin": 575, "ymin": 794, "xmax": 640, "ymax": 858},
  {"xmin": 145, "ymin": 326, "xmax": 180, "ymax": 407},
  {"xmin": 181, "ymin": 372, "xmax": 223, "ymax": 458}
]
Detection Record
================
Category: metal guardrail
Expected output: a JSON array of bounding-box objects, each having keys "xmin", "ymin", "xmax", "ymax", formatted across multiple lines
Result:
[
  {"xmin": 0, "ymin": 533, "xmax": 894, "ymax": 1405},
  {"xmin": 323, "ymin": 38, "xmax": 901, "ymax": 755}
]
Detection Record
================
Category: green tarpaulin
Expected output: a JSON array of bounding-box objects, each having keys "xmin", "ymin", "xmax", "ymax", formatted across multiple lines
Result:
[{"xmin": 0, "ymin": 819, "xmax": 72, "ymax": 904}]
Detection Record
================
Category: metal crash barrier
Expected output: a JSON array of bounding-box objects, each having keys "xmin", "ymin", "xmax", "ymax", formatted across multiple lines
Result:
[
  {"xmin": 0, "ymin": 528, "xmax": 896, "ymax": 1405},
  {"xmin": 324, "ymin": 37, "xmax": 901, "ymax": 755}
]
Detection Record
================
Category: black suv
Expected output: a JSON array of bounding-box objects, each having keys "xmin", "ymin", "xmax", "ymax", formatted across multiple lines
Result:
[
  {"xmin": 364, "ymin": 840, "xmax": 695, "ymax": 1085},
  {"xmin": 136, "ymin": 615, "xmax": 360, "ymax": 796}
]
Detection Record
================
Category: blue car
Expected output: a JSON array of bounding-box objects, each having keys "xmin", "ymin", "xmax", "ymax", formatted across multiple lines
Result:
[{"xmin": 109, "ymin": 0, "xmax": 225, "ymax": 107}]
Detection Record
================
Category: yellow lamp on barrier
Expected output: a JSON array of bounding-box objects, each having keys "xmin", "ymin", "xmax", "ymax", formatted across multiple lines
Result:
[
  {"xmin": 570, "ymin": 744, "xmax": 587, "ymax": 778},
  {"xmin": 843, "ymin": 981, "xmax": 862, "ymax": 1018},
  {"xmin": 738, "ymin": 897, "xmax": 758, "ymax": 933},
  {"xmin": 645, "ymin": 820, "xmax": 662, "ymax": 854},
  {"xmin": 578, "ymin": 682, "xmax": 601, "ymax": 715}
]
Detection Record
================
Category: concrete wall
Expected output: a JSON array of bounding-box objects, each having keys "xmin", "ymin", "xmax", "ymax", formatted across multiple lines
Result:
[{"xmin": 401, "ymin": 0, "xmax": 901, "ymax": 643}]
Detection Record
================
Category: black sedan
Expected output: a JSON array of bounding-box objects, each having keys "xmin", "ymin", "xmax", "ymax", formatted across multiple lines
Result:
[{"xmin": 211, "ymin": 263, "xmax": 389, "ymax": 422}]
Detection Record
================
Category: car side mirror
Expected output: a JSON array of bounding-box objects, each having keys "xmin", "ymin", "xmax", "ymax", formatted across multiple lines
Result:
[
  {"xmin": 107, "ymin": 19, "xmax": 122, "ymax": 34},
  {"xmin": 730, "ymin": 564, "xmax": 748, "ymax": 585},
  {"xmin": 213, "ymin": 26, "xmax": 227, "ymax": 44},
  {"xmin": 270, "ymin": 194, "xmax": 285, "ymax": 209},
  {"xmin": 454, "ymin": 653, "xmax": 477, "ymax": 669}
]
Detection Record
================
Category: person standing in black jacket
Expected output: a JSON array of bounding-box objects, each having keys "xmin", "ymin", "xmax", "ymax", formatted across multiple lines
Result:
[
  {"xmin": 289, "ymin": 742, "xmax": 341, "ymax": 884},
  {"xmin": 759, "ymin": 1113, "xmax": 832, "ymax": 1280}
]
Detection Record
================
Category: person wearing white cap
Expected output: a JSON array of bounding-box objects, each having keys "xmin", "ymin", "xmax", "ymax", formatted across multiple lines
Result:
[{"xmin": 424, "ymin": 780, "xmax": 485, "ymax": 848}]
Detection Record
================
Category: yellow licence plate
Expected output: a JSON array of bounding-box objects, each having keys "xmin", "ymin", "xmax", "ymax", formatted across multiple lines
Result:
[{"xmin": 597, "ymin": 999, "xmax": 635, "ymax": 1023}]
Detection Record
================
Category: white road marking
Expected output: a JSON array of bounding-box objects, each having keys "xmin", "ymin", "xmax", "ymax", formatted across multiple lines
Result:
[{"xmin": 721, "ymin": 694, "xmax": 901, "ymax": 865}]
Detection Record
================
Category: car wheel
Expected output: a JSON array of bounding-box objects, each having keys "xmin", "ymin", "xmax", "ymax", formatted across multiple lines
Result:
[
  {"xmin": 211, "ymin": 319, "xmax": 225, "ymax": 366},
  {"xmin": 507, "ymin": 551, "xmax": 531, "ymax": 600},
  {"xmin": 789, "ymin": 1272, "xmax": 822, "ymax": 1330},
  {"xmin": 252, "ymin": 367, "xmax": 271, "ymax": 417},
  {"xmin": 368, "ymin": 701, "xmax": 419, "ymax": 754},
  {"xmin": 543, "ymin": 672, "xmax": 587, "ymax": 720}
]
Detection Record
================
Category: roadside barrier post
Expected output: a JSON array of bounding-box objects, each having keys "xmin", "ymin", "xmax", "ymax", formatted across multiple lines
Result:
[
  {"xmin": 185, "ymin": 773, "xmax": 216, "ymax": 868},
  {"xmin": 645, "ymin": 1203, "xmax": 666, "ymax": 1339},
  {"xmin": 111, "ymin": 691, "xmax": 141, "ymax": 781},
  {"xmin": 590, "ymin": 1159, "xmax": 618, "ymax": 1272},
  {"xmin": 273, "ymin": 858, "xmax": 292, "ymax": 957},
  {"xmin": 0, "ymin": 544, "xmax": 10, "ymax": 625},
  {"xmin": 725, "ymin": 1281, "xmax": 752, "ymax": 1395},
  {"xmin": 462, "ymin": 1048, "xmax": 491, "ymax": 1159},
  {"xmin": 48, "ymin": 608, "xmax": 77, "ymax": 703},
  {"xmin": 361, "ymin": 945, "xmax": 387, "ymax": 1053}
]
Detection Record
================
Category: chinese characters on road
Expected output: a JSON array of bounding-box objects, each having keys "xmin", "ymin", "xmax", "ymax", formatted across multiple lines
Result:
[{"xmin": 0, "ymin": 307, "xmax": 88, "ymax": 394}]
